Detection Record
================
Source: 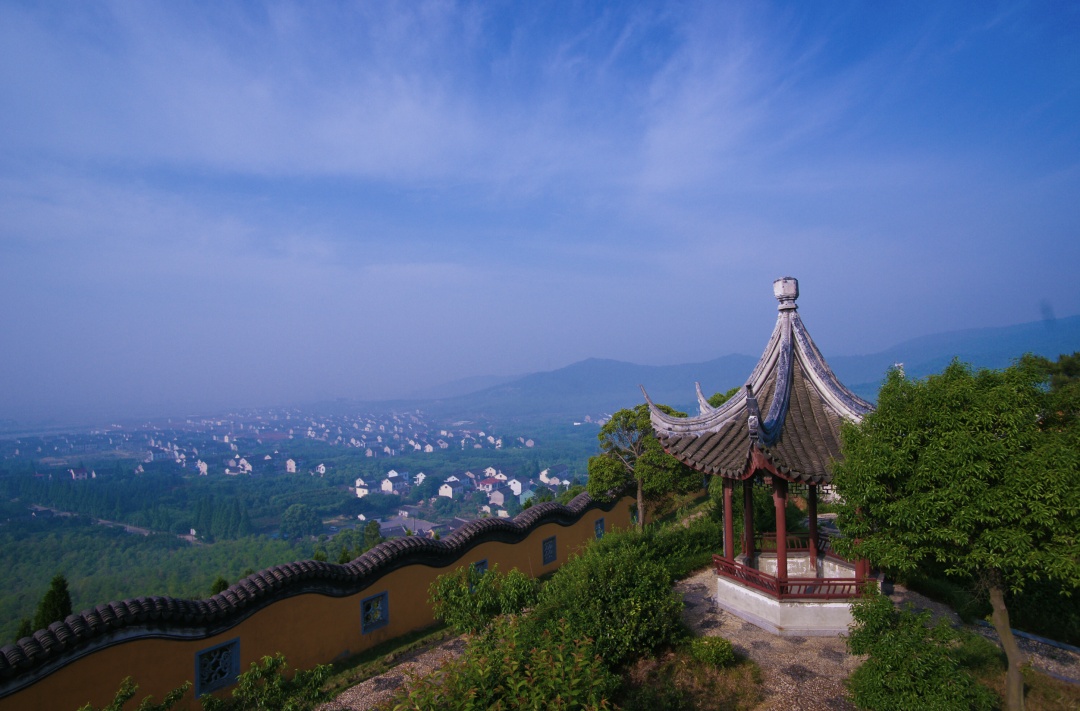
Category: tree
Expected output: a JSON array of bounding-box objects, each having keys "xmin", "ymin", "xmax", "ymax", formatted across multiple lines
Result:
[
  {"xmin": 279, "ymin": 504, "xmax": 322, "ymax": 540},
  {"xmin": 362, "ymin": 519, "xmax": 383, "ymax": 551},
  {"xmin": 210, "ymin": 576, "xmax": 229, "ymax": 595},
  {"xmin": 587, "ymin": 403, "xmax": 699, "ymax": 530},
  {"xmin": 33, "ymin": 573, "xmax": 72, "ymax": 630},
  {"xmin": 833, "ymin": 358, "xmax": 1080, "ymax": 711},
  {"xmin": 708, "ymin": 386, "xmax": 740, "ymax": 408},
  {"xmin": 14, "ymin": 618, "xmax": 31, "ymax": 642}
]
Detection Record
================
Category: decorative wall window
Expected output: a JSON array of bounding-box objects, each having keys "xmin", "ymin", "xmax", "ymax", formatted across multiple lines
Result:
[
  {"xmin": 361, "ymin": 591, "xmax": 389, "ymax": 633},
  {"xmin": 542, "ymin": 536, "xmax": 557, "ymax": 565},
  {"xmin": 195, "ymin": 638, "xmax": 240, "ymax": 697},
  {"xmin": 473, "ymin": 559, "xmax": 488, "ymax": 576},
  {"xmin": 594, "ymin": 518, "xmax": 605, "ymax": 540}
]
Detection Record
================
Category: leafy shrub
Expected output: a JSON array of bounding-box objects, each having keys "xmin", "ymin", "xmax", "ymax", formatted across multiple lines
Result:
[
  {"xmin": 389, "ymin": 615, "xmax": 618, "ymax": 711},
  {"xmin": 530, "ymin": 539, "xmax": 685, "ymax": 667},
  {"xmin": 429, "ymin": 564, "xmax": 539, "ymax": 635},
  {"xmin": 200, "ymin": 654, "xmax": 331, "ymax": 711},
  {"xmin": 588, "ymin": 515, "xmax": 721, "ymax": 581},
  {"xmin": 845, "ymin": 591, "xmax": 998, "ymax": 711},
  {"xmin": 687, "ymin": 637, "xmax": 736, "ymax": 668},
  {"xmin": 77, "ymin": 677, "xmax": 190, "ymax": 711}
]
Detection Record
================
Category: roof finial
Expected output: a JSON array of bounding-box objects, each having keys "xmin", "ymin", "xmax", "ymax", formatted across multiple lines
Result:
[{"xmin": 773, "ymin": 276, "xmax": 798, "ymax": 311}]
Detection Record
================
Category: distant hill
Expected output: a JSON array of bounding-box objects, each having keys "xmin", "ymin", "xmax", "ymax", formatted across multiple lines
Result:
[
  {"xmin": 831, "ymin": 314, "xmax": 1080, "ymax": 401},
  {"xmin": 420, "ymin": 354, "xmax": 758, "ymax": 422},
  {"xmin": 415, "ymin": 315, "xmax": 1080, "ymax": 423}
]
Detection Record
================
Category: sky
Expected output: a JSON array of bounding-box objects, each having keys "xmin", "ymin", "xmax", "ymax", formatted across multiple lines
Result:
[{"xmin": 1, "ymin": 1, "xmax": 1078, "ymax": 423}]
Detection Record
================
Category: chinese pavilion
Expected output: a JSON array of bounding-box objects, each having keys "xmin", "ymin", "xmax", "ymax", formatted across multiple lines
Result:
[{"xmin": 646, "ymin": 277, "xmax": 873, "ymax": 635}]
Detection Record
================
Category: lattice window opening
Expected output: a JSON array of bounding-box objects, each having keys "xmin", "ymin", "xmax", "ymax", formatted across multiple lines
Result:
[
  {"xmin": 594, "ymin": 518, "xmax": 605, "ymax": 540},
  {"xmin": 362, "ymin": 591, "xmax": 389, "ymax": 633},
  {"xmin": 196, "ymin": 638, "xmax": 240, "ymax": 697},
  {"xmin": 542, "ymin": 536, "xmax": 557, "ymax": 565}
]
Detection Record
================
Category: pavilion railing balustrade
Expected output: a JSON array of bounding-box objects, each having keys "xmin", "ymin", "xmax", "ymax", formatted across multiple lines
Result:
[
  {"xmin": 713, "ymin": 554, "xmax": 864, "ymax": 601},
  {"xmin": 753, "ymin": 532, "xmax": 854, "ymax": 564}
]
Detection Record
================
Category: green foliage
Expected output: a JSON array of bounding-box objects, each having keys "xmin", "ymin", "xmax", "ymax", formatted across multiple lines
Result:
[
  {"xmin": 587, "ymin": 404, "xmax": 700, "ymax": 528},
  {"xmin": 210, "ymin": 576, "xmax": 229, "ymax": 595},
  {"xmin": 429, "ymin": 564, "xmax": 539, "ymax": 635},
  {"xmin": 707, "ymin": 387, "xmax": 740, "ymax": 409},
  {"xmin": 390, "ymin": 615, "xmax": 618, "ymax": 711},
  {"xmin": 363, "ymin": 520, "xmax": 384, "ymax": 551},
  {"xmin": 0, "ymin": 514, "xmax": 317, "ymax": 643},
  {"xmin": 531, "ymin": 536, "xmax": 685, "ymax": 668},
  {"xmin": 33, "ymin": 573, "xmax": 72, "ymax": 630},
  {"xmin": 833, "ymin": 359, "xmax": 1080, "ymax": 592},
  {"xmin": 557, "ymin": 484, "xmax": 586, "ymax": 504},
  {"xmin": 200, "ymin": 653, "xmax": 331, "ymax": 711},
  {"xmin": 279, "ymin": 504, "xmax": 322, "ymax": 540},
  {"xmin": 687, "ymin": 636, "xmax": 737, "ymax": 668},
  {"xmin": 14, "ymin": 618, "xmax": 31, "ymax": 642},
  {"xmin": 591, "ymin": 515, "xmax": 722, "ymax": 580},
  {"xmin": 846, "ymin": 590, "xmax": 998, "ymax": 711},
  {"xmin": 76, "ymin": 677, "xmax": 191, "ymax": 711}
]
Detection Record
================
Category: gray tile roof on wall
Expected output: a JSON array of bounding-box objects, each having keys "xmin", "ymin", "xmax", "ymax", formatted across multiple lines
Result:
[{"xmin": 0, "ymin": 492, "xmax": 621, "ymax": 696}]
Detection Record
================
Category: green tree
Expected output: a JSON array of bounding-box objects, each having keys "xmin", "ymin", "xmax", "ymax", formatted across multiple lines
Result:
[
  {"xmin": 845, "ymin": 589, "xmax": 997, "ymax": 711},
  {"xmin": 707, "ymin": 386, "xmax": 740, "ymax": 408},
  {"xmin": 32, "ymin": 573, "xmax": 72, "ymax": 630},
  {"xmin": 14, "ymin": 618, "xmax": 31, "ymax": 642},
  {"xmin": 279, "ymin": 504, "xmax": 322, "ymax": 540},
  {"xmin": 362, "ymin": 519, "xmax": 383, "ymax": 551},
  {"xmin": 833, "ymin": 358, "xmax": 1080, "ymax": 711},
  {"xmin": 587, "ymin": 403, "xmax": 699, "ymax": 530},
  {"xmin": 210, "ymin": 576, "xmax": 229, "ymax": 595}
]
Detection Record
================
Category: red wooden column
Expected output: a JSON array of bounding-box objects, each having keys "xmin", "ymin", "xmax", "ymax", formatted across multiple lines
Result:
[
  {"xmin": 742, "ymin": 478, "xmax": 754, "ymax": 563},
  {"xmin": 722, "ymin": 478, "xmax": 734, "ymax": 561},
  {"xmin": 773, "ymin": 477, "xmax": 788, "ymax": 583},
  {"xmin": 808, "ymin": 483, "xmax": 818, "ymax": 573}
]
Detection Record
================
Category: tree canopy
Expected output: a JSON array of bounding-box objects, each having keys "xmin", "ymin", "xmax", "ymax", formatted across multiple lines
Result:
[
  {"xmin": 833, "ymin": 356, "xmax": 1080, "ymax": 710},
  {"xmin": 32, "ymin": 573, "xmax": 72, "ymax": 630},
  {"xmin": 586, "ymin": 403, "xmax": 700, "ymax": 529}
]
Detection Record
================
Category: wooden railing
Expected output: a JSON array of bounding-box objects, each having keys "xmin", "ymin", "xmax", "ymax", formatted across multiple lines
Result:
[
  {"xmin": 754, "ymin": 533, "xmax": 854, "ymax": 564},
  {"xmin": 713, "ymin": 555, "xmax": 864, "ymax": 601}
]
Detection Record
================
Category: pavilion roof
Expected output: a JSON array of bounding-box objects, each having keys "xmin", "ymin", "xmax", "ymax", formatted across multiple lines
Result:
[{"xmin": 645, "ymin": 277, "xmax": 872, "ymax": 484}]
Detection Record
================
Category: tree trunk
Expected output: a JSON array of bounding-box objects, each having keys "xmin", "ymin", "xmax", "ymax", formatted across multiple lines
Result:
[
  {"xmin": 989, "ymin": 582, "xmax": 1025, "ymax": 711},
  {"xmin": 636, "ymin": 476, "xmax": 645, "ymax": 531}
]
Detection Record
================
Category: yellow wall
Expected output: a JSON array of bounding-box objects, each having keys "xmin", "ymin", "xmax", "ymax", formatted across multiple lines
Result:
[{"xmin": 0, "ymin": 497, "xmax": 633, "ymax": 711}]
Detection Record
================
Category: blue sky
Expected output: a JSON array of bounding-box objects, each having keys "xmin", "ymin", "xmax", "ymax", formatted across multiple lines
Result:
[{"xmin": 1, "ymin": 1, "xmax": 1078, "ymax": 422}]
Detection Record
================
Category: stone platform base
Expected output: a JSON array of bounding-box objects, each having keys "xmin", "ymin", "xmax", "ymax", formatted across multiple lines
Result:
[{"xmin": 715, "ymin": 575, "xmax": 855, "ymax": 637}]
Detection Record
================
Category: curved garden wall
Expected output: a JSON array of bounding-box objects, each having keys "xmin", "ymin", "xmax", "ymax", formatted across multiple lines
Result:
[{"xmin": 0, "ymin": 493, "xmax": 633, "ymax": 710}]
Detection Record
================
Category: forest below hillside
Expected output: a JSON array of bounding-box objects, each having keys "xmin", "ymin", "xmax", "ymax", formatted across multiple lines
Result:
[{"xmin": 0, "ymin": 421, "xmax": 601, "ymax": 644}]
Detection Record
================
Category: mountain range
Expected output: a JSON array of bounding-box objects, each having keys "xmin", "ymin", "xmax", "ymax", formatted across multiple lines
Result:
[{"xmin": 408, "ymin": 314, "xmax": 1080, "ymax": 423}]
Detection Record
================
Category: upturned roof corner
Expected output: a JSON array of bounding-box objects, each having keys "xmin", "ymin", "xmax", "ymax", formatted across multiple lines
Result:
[{"xmin": 645, "ymin": 277, "xmax": 872, "ymax": 484}]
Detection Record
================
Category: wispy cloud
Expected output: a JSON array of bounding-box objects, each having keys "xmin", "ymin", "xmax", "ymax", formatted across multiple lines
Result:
[{"xmin": 0, "ymin": 1, "xmax": 1077, "ymax": 421}]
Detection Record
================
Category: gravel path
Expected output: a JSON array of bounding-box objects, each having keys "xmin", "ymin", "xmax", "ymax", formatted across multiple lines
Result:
[
  {"xmin": 318, "ymin": 636, "xmax": 466, "ymax": 711},
  {"xmin": 323, "ymin": 568, "xmax": 1079, "ymax": 710},
  {"xmin": 677, "ymin": 568, "xmax": 861, "ymax": 711}
]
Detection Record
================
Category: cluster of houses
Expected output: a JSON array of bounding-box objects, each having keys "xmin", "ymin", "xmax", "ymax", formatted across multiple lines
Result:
[{"xmin": 354, "ymin": 465, "xmax": 575, "ymax": 519}]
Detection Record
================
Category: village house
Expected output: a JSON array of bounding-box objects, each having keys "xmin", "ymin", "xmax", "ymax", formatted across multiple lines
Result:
[
  {"xmin": 488, "ymin": 486, "xmax": 514, "ymax": 508},
  {"xmin": 354, "ymin": 478, "xmax": 370, "ymax": 498},
  {"xmin": 439, "ymin": 480, "xmax": 465, "ymax": 499}
]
